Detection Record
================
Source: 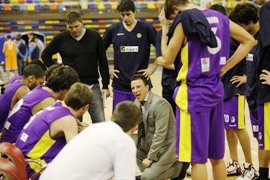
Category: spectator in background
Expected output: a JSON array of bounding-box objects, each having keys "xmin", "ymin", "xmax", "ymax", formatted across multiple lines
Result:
[
  {"xmin": 2, "ymin": 35, "xmax": 18, "ymax": 81},
  {"xmin": 28, "ymin": 37, "xmax": 40, "ymax": 63},
  {"xmin": 40, "ymin": 101, "xmax": 141, "ymax": 180},
  {"xmin": 15, "ymin": 34, "xmax": 28, "ymax": 75},
  {"xmin": 15, "ymin": 82, "xmax": 92, "ymax": 179},
  {"xmin": 27, "ymin": 32, "xmax": 45, "ymax": 56},
  {"xmin": 103, "ymin": 0, "xmax": 157, "ymax": 110},
  {"xmin": 42, "ymin": 11, "xmax": 110, "ymax": 124}
]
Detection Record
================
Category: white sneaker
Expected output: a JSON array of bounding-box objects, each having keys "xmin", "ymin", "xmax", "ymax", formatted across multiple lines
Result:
[
  {"xmin": 227, "ymin": 159, "xmax": 242, "ymax": 176},
  {"xmin": 237, "ymin": 163, "xmax": 259, "ymax": 180},
  {"xmin": 186, "ymin": 166, "xmax": 191, "ymax": 176}
]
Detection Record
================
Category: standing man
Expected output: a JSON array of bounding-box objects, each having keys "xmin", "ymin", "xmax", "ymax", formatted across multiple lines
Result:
[
  {"xmin": 42, "ymin": 11, "xmax": 110, "ymax": 123},
  {"xmin": 253, "ymin": 0, "xmax": 270, "ymax": 179},
  {"xmin": 15, "ymin": 34, "xmax": 28, "ymax": 75},
  {"xmin": 40, "ymin": 101, "xmax": 141, "ymax": 180},
  {"xmin": 223, "ymin": 4, "xmax": 259, "ymax": 179},
  {"xmin": 103, "ymin": 0, "xmax": 157, "ymax": 109},
  {"xmin": 158, "ymin": 0, "xmax": 256, "ymax": 179},
  {"xmin": 2, "ymin": 35, "xmax": 18, "ymax": 81},
  {"xmin": 131, "ymin": 74, "xmax": 185, "ymax": 180}
]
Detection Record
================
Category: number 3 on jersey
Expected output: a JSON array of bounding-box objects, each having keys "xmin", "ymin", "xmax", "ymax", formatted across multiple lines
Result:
[{"xmin": 207, "ymin": 27, "xmax": 222, "ymax": 55}]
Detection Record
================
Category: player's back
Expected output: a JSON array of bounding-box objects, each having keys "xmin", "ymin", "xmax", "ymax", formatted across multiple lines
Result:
[
  {"xmin": 4, "ymin": 40, "xmax": 17, "ymax": 57},
  {"xmin": 171, "ymin": 9, "xmax": 230, "ymax": 111}
]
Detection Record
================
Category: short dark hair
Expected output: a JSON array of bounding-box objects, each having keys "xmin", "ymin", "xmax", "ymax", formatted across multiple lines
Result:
[
  {"xmin": 45, "ymin": 66, "xmax": 80, "ymax": 92},
  {"xmin": 65, "ymin": 83, "xmax": 93, "ymax": 110},
  {"xmin": 29, "ymin": 60, "xmax": 47, "ymax": 71},
  {"xmin": 164, "ymin": 0, "xmax": 189, "ymax": 19},
  {"xmin": 112, "ymin": 101, "xmax": 141, "ymax": 132},
  {"xmin": 209, "ymin": 4, "xmax": 227, "ymax": 15},
  {"xmin": 130, "ymin": 74, "xmax": 149, "ymax": 86},
  {"xmin": 6, "ymin": 35, "xmax": 11, "ymax": 39},
  {"xmin": 65, "ymin": 11, "xmax": 82, "ymax": 24},
  {"xmin": 229, "ymin": 3, "xmax": 258, "ymax": 25},
  {"xmin": 16, "ymin": 34, "xmax": 22, "ymax": 41},
  {"xmin": 45, "ymin": 64, "xmax": 62, "ymax": 80},
  {"xmin": 22, "ymin": 64, "xmax": 45, "ymax": 79},
  {"xmin": 117, "ymin": 0, "xmax": 135, "ymax": 12}
]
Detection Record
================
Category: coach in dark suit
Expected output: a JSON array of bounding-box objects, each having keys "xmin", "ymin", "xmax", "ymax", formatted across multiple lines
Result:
[{"xmin": 131, "ymin": 74, "xmax": 187, "ymax": 180}]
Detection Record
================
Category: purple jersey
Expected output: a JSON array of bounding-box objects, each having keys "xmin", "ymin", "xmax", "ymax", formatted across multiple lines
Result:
[
  {"xmin": 0, "ymin": 81, "xmax": 24, "ymax": 131},
  {"xmin": 1, "ymin": 86, "xmax": 54, "ymax": 143},
  {"xmin": 8, "ymin": 75, "xmax": 22, "ymax": 84},
  {"xmin": 170, "ymin": 9, "xmax": 230, "ymax": 112},
  {"xmin": 15, "ymin": 102, "xmax": 73, "ymax": 178},
  {"xmin": 103, "ymin": 21, "xmax": 156, "ymax": 91}
]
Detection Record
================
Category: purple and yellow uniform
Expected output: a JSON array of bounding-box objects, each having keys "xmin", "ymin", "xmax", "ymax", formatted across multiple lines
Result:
[
  {"xmin": 103, "ymin": 21, "xmax": 156, "ymax": 108},
  {"xmin": 1, "ymin": 86, "xmax": 54, "ymax": 143},
  {"xmin": 222, "ymin": 39, "xmax": 246, "ymax": 130},
  {"xmin": 0, "ymin": 81, "xmax": 24, "ymax": 131},
  {"xmin": 15, "ymin": 102, "xmax": 73, "ymax": 178},
  {"xmin": 257, "ymin": 1, "xmax": 270, "ymax": 150},
  {"xmin": 170, "ymin": 9, "xmax": 230, "ymax": 163}
]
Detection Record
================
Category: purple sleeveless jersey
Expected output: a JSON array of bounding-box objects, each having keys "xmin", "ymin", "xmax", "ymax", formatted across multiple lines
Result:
[
  {"xmin": 1, "ymin": 86, "xmax": 53, "ymax": 143},
  {"xmin": 15, "ymin": 102, "xmax": 73, "ymax": 178},
  {"xmin": 172, "ymin": 9, "xmax": 230, "ymax": 112},
  {"xmin": 0, "ymin": 81, "xmax": 25, "ymax": 131}
]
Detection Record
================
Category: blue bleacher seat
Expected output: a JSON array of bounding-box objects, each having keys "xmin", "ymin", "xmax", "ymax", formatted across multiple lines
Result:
[
  {"xmin": 19, "ymin": 4, "xmax": 26, "ymax": 11},
  {"xmin": 58, "ymin": 4, "xmax": 65, "ymax": 11},
  {"xmin": 88, "ymin": 2, "xmax": 97, "ymax": 10},
  {"xmin": 42, "ymin": 5, "xmax": 50, "ymax": 10},
  {"xmin": 35, "ymin": 4, "xmax": 42, "ymax": 10},
  {"xmin": 0, "ymin": 5, "xmax": 4, "ymax": 11}
]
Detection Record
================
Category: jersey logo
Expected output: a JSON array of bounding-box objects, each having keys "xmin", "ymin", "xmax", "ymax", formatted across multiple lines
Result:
[
  {"xmin": 246, "ymin": 53, "xmax": 254, "ymax": 61},
  {"xmin": 206, "ymin": 16, "xmax": 219, "ymax": 24},
  {"xmin": 219, "ymin": 57, "xmax": 226, "ymax": 65},
  {"xmin": 201, "ymin": 58, "xmax": 210, "ymax": 72},
  {"xmin": 137, "ymin": 33, "xmax": 142, "ymax": 38},
  {"xmin": 117, "ymin": 33, "xmax": 124, "ymax": 36},
  {"xmin": 120, "ymin": 46, "xmax": 139, "ymax": 52},
  {"xmin": 20, "ymin": 132, "xmax": 29, "ymax": 142}
]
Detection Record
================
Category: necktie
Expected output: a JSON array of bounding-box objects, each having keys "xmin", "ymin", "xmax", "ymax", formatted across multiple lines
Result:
[{"xmin": 137, "ymin": 102, "xmax": 145, "ymax": 148}]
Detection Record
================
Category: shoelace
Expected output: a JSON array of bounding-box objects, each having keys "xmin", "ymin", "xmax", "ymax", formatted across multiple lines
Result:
[
  {"xmin": 240, "ymin": 168, "xmax": 249, "ymax": 177},
  {"xmin": 227, "ymin": 162, "xmax": 236, "ymax": 169}
]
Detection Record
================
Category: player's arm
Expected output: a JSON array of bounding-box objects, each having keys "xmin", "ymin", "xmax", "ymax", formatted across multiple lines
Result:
[
  {"xmin": 41, "ymin": 37, "xmax": 59, "ymax": 67},
  {"xmin": 221, "ymin": 20, "xmax": 256, "ymax": 76},
  {"xmin": 50, "ymin": 115, "xmax": 78, "ymax": 143}
]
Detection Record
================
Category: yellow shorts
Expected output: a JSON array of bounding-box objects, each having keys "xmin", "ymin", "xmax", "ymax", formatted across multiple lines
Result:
[{"xmin": 5, "ymin": 55, "xmax": 18, "ymax": 71}]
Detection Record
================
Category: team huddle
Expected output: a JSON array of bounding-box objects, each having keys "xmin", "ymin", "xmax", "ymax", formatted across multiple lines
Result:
[{"xmin": 1, "ymin": 0, "xmax": 270, "ymax": 179}]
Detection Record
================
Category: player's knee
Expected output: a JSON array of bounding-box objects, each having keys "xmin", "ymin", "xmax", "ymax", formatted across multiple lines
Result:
[{"xmin": 141, "ymin": 168, "xmax": 158, "ymax": 180}]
